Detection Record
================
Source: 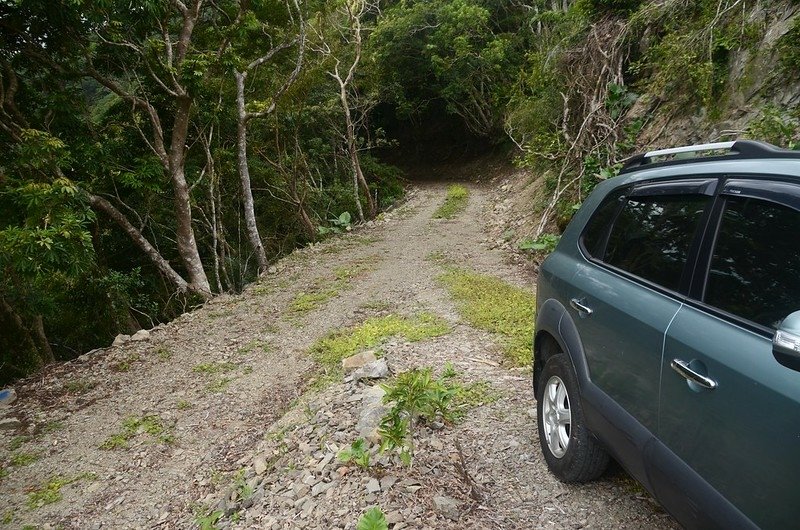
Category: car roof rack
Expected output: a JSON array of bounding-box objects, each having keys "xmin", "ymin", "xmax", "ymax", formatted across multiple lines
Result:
[{"xmin": 619, "ymin": 140, "xmax": 800, "ymax": 174}]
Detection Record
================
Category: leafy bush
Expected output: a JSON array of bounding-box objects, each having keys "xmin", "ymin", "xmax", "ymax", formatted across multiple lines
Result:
[{"xmin": 379, "ymin": 368, "xmax": 461, "ymax": 465}]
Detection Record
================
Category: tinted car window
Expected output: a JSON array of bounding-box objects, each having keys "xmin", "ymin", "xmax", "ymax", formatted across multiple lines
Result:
[
  {"xmin": 582, "ymin": 189, "xmax": 626, "ymax": 258},
  {"xmin": 603, "ymin": 195, "xmax": 708, "ymax": 291},
  {"xmin": 705, "ymin": 196, "xmax": 800, "ymax": 329}
]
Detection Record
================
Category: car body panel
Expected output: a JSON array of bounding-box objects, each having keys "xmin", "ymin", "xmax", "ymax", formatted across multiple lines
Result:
[{"xmin": 659, "ymin": 303, "xmax": 800, "ymax": 529}]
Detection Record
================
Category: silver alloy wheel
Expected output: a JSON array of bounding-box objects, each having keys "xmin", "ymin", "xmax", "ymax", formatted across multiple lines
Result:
[{"xmin": 542, "ymin": 375, "xmax": 572, "ymax": 458}]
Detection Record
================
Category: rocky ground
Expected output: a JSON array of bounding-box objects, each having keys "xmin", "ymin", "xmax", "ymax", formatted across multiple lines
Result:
[{"xmin": 0, "ymin": 175, "xmax": 677, "ymax": 529}]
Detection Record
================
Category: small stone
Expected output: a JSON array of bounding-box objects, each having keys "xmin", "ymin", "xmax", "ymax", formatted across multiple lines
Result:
[
  {"xmin": 311, "ymin": 481, "xmax": 332, "ymax": 497},
  {"xmin": 356, "ymin": 403, "xmax": 388, "ymax": 443},
  {"xmin": 0, "ymin": 388, "xmax": 16, "ymax": 407},
  {"xmin": 253, "ymin": 455, "xmax": 268, "ymax": 475},
  {"xmin": 366, "ymin": 478, "xmax": 381, "ymax": 494},
  {"xmin": 315, "ymin": 453, "xmax": 334, "ymax": 473},
  {"xmin": 380, "ymin": 475, "xmax": 397, "ymax": 491},
  {"xmin": 341, "ymin": 351, "xmax": 378, "ymax": 371},
  {"xmin": 130, "ymin": 329, "xmax": 150, "ymax": 342},
  {"xmin": 0, "ymin": 417, "xmax": 21, "ymax": 430},
  {"xmin": 352, "ymin": 359, "xmax": 389, "ymax": 381},
  {"xmin": 433, "ymin": 495, "xmax": 461, "ymax": 521},
  {"xmin": 268, "ymin": 266, "xmax": 278, "ymax": 274},
  {"xmin": 112, "ymin": 334, "xmax": 130, "ymax": 346}
]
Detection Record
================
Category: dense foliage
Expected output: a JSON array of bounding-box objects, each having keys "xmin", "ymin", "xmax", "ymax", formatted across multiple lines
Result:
[{"xmin": 1, "ymin": 0, "xmax": 798, "ymax": 382}]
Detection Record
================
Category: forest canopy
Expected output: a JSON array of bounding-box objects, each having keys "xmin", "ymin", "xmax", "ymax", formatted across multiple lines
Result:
[{"xmin": 1, "ymin": 0, "xmax": 798, "ymax": 382}]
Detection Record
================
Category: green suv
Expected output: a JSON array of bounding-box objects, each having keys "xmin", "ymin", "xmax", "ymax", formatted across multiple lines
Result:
[{"xmin": 533, "ymin": 140, "xmax": 800, "ymax": 529}]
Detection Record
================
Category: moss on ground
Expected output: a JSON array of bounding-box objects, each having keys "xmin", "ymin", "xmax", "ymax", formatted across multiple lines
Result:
[
  {"xmin": 433, "ymin": 184, "xmax": 469, "ymax": 219},
  {"xmin": 439, "ymin": 268, "xmax": 535, "ymax": 366}
]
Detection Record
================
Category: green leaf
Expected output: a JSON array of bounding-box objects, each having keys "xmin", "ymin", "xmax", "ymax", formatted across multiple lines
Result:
[{"xmin": 357, "ymin": 507, "xmax": 389, "ymax": 530}]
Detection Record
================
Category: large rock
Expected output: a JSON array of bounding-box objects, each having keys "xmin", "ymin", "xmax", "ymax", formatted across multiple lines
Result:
[
  {"xmin": 341, "ymin": 350, "xmax": 377, "ymax": 371},
  {"xmin": 112, "ymin": 334, "xmax": 130, "ymax": 347},
  {"xmin": 130, "ymin": 329, "xmax": 150, "ymax": 342},
  {"xmin": 352, "ymin": 359, "xmax": 389, "ymax": 381},
  {"xmin": 356, "ymin": 386, "xmax": 388, "ymax": 443}
]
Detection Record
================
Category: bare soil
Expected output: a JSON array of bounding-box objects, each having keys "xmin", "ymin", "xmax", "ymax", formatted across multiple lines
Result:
[{"xmin": 0, "ymin": 179, "xmax": 678, "ymax": 529}]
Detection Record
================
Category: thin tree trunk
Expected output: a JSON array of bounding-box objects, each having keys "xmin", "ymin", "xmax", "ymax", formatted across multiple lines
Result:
[
  {"xmin": 31, "ymin": 315, "xmax": 54, "ymax": 363},
  {"xmin": 170, "ymin": 96, "xmax": 212, "ymax": 295},
  {"xmin": 0, "ymin": 296, "xmax": 51, "ymax": 366},
  {"xmin": 235, "ymin": 70, "xmax": 269, "ymax": 274},
  {"xmin": 340, "ymin": 85, "xmax": 366, "ymax": 223}
]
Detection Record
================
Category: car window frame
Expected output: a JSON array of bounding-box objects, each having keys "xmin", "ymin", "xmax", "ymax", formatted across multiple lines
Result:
[
  {"xmin": 687, "ymin": 175, "xmax": 800, "ymax": 337},
  {"xmin": 578, "ymin": 177, "xmax": 718, "ymax": 298}
]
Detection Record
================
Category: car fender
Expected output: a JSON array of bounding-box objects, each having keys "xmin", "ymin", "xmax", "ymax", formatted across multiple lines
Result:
[{"xmin": 534, "ymin": 298, "xmax": 590, "ymax": 394}]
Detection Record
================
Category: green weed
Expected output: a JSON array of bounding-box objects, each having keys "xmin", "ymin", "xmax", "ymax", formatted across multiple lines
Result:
[
  {"xmin": 439, "ymin": 268, "xmax": 535, "ymax": 365},
  {"xmin": 42, "ymin": 421, "xmax": 64, "ymax": 434},
  {"xmin": 237, "ymin": 339, "xmax": 270, "ymax": 355},
  {"xmin": 433, "ymin": 184, "xmax": 469, "ymax": 219},
  {"xmin": 194, "ymin": 508, "xmax": 223, "ymax": 530},
  {"xmin": 63, "ymin": 379, "xmax": 96, "ymax": 394},
  {"xmin": 10, "ymin": 452, "xmax": 38, "ymax": 467},
  {"xmin": 2, "ymin": 510, "xmax": 12, "ymax": 524},
  {"xmin": 111, "ymin": 354, "xmax": 139, "ymax": 372},
  {"xmin": 9, "ymin": 435, "xmax": 29, "ymax": 451},
  {"xmin": 518, "ymin": 233, "xmax": 560, "ymax": 254},
  {"xmin": 379, "ymin": 368, "xmax": 461, "ymax": 465},
  {"xmin": 193, "ymin": 362, "xmax": 237, "ymax": 375},
  {"xmin": 100, "ymin": 415, "xmax": 173, "ymax": 449},
  {"xmin": 27, "ymin": 473, "xmax": 94, "ymax": 509},
  {"xmin": 337, "ymin": 439, "xmax": 371, "ymax": 468},
  {"xmin": 156, "ymin": 347, "xmax": 173, "ymax": 360},
  {"xmin": 177, "ymin": 400, "xmax": 193, "ymax": 410},
  {"xmin": 206, "ymin": 377, "xmax": 232, "ymax": 393},
  {"xmin": 357, "ymin": 507, "xmax": 388, "ymax": 530}
]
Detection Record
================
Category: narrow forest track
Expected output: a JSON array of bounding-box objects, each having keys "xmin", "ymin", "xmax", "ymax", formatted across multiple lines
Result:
[{"xmin": 0, "ymin": 181, "xmax": 677, "ymax": 529}]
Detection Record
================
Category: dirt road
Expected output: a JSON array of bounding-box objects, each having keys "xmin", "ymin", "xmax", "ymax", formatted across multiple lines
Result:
[{"xmin": 0, "ymin": 182, "xmax": 677, "ymax": 529}]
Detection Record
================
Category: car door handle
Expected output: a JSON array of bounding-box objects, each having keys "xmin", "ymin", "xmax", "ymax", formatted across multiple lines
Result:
[
  {"xmin": 670, "ymin": 359, "xmax": 718, "ymax": 390},
  {"xmin": 570, "ymin": 298, "xmax": 593, "ymax": 316}
]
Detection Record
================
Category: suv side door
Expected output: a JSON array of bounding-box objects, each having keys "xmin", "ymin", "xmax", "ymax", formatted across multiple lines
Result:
[
  {"xmin": 571, "ymin": 179, "xmax": 715, "ymax": 471},
  {"xmin": 658, "ymin": 178, "xmax": 800, "ymax": 529}
]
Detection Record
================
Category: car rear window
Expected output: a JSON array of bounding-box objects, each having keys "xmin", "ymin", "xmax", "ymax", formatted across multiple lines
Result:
[
  {"xmin": 704, "ymin": 196, "xmax": 800, "ymax": 329},
  {"xmin": 601, "ymin": 195, "xmax": 709, "ymax": 291}
]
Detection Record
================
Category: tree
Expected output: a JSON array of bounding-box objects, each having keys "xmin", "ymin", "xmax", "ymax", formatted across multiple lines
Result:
[
  {"xmin": 233, "ymin": 0, "xmax": 306, "ymax": 274},
  {"xmin": 316, "ymin": 0, "xmax": 378, "ymax": 222}
]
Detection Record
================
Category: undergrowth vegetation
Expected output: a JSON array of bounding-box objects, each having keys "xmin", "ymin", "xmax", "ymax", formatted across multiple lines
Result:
[{"xmin": 439, "ymin": 268, "xmax": 535, "ymax": 365}]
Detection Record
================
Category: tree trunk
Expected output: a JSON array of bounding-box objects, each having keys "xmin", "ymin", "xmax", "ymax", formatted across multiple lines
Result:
[
  {"xmin": 86, "ymin": 193, "xmax": 208, "ymax": 297},
  {"xmin": 169, "ymin": 96, "xmax": 212, "ymax": 295},
  {"xmin": 340, "ymin": 84, "xmax": 367, "ymax": 223},
  {"xmin": 235, "ymin": 70, "xmax": 269, "ymax": 274},
  {"xmin": 0, "ymin": 296, "xmax": 53, "ymax": 367}
]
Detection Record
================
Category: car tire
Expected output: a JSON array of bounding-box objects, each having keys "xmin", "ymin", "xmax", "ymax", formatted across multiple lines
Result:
[{"xmin": 536, "ymin": 353, "xmax": 609, "ymax": 482}]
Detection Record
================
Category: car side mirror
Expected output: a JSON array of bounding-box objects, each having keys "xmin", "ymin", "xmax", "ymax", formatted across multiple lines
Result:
[{"xmin": 773, "ymin": 310, "xmax": 800, "ymax": 371}]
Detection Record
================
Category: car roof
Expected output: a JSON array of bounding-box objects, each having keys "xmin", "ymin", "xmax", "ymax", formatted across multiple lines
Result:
[{"xmin": 619, "ymin": 140, "xmax": 800, "ymax": 178}]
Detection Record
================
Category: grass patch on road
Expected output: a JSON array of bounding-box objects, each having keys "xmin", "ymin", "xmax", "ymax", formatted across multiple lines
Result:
[
  {"xmin": 289, "ymin": 259, "xmax": 376, "ymax": 314},
  {"xmin": 433, "ymin": 184, "xmax": 469, "ymax": 219},
  {"xmin": 308, "ymin": 313, "xmax": 451, "ymax": 386},
  {"xmin": 100, "ymin": 415, "xmax": 174, "ymax": 450},
  {"xmin": 439, "ymin": 268, "xmax": 535, "ymax": 366}
]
